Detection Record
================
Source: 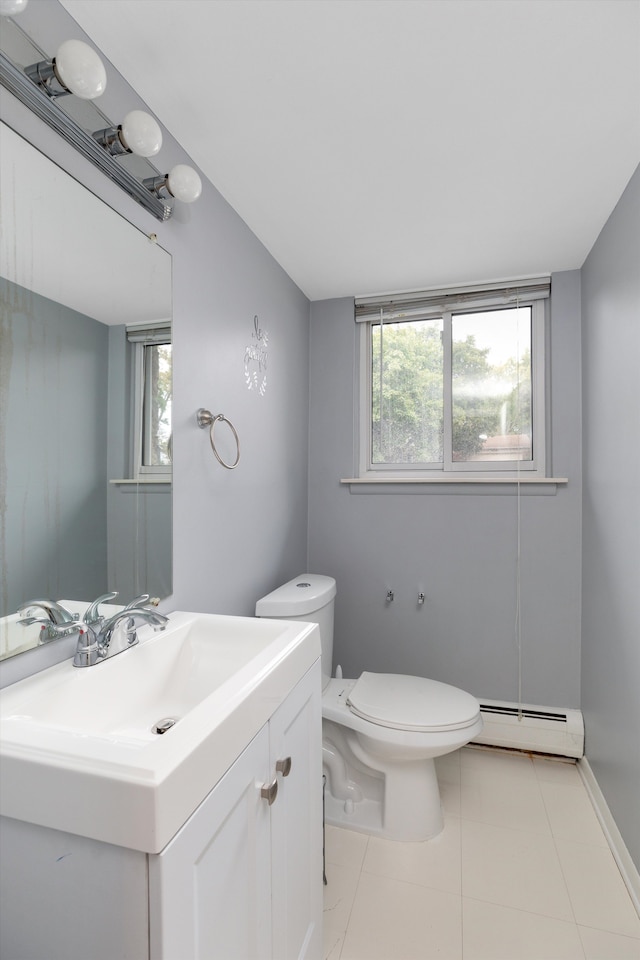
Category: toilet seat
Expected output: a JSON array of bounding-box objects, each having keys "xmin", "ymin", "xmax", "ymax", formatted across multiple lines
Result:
[{"xmin": 346, "ymin": 671, "xmax": 480, "ymax": 732}]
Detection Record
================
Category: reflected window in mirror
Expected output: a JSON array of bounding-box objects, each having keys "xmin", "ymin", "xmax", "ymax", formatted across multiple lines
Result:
[{"xmin": 128, "ymin": 321, "xmax": 172, "ymax": 480}]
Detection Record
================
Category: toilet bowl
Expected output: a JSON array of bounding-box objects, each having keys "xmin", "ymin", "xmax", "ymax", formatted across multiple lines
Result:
[{"xmin": 255, "ymin": 574, "xmax": 483, "ymax": 841}]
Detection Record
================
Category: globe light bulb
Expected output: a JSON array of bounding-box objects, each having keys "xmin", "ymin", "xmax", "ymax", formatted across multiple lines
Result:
[
  {"xmin": 0, "ymin": 0, "xmax": 29, "ymax": 15},
  {"xmin": 54, "ymin": 39, "xmax": 106, "ymax": 100},
  {"xmin": 167, "ymin": 165, "xmax": 202, "ymax": 203},
  {"xmin": 120, "ymin": 111, "xmax": 162, "ymax": 158}
]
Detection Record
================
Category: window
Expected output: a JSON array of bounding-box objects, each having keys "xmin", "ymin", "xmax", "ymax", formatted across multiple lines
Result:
[
  {"xmin": 127, "ymin": 321, "xmax": 172, "ymax": 479},
  {"xmin": 357, "ymin": 279, "xmax": 549, "ymax": 478}
]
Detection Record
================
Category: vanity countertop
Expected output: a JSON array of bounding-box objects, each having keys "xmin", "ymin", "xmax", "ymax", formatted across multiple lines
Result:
[{"xmin": 0, "ymin": 611, "xmax": 320, "ymax": 852}]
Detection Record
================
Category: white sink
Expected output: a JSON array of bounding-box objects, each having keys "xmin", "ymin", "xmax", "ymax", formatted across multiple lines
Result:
[
  {"xmin": 0, "ymin": 611, "xmax": 320, "ymax": 852},
  {"xmin": 4, "ymin": 613, "xmax": 290, "ymax": 738}
]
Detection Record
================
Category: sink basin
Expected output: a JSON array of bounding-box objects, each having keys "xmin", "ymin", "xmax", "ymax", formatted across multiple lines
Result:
[
  {"xmin": 3, "ymin": 613, "xmax": 294, "ymax": 739},
  {"xmin": 0, "ymin": 611, "xmax": 320, "ymax": 852}
]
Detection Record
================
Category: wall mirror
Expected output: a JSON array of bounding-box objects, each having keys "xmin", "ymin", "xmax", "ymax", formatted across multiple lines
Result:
[{"xmin": 0, "ymin": 120, "xmax": 172, "ymax": 661}]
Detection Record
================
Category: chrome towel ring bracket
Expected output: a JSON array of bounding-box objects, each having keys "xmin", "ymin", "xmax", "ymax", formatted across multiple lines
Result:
[{"xmin": 196, "ymin": 408, "xmax": 240, "ymax": 470}]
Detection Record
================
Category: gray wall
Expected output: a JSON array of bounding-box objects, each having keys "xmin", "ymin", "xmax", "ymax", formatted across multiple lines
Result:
[
  {"xmin": 308, "ymin": 272, "xmax": 583, "ymax": 708},
  {"xmin": 0, "ymin": 278, "xmax": 108, "ymax": 614},
  {"xmin": 169, "ymin": 180, "xmax": 311, "ymax": 615},
  {"xmin": 581, "ymin": 164, "xmax": 640, "ymax": 868}
]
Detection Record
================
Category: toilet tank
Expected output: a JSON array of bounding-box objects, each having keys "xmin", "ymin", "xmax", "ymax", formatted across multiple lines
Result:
[{"xmin": 255, "ymin": 575, "xmax": 336, "ymax": 689}]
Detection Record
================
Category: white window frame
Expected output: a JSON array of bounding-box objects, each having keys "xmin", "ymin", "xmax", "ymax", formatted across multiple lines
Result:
[
  {"xmin": 127, "ymin": 321, "xmax": 172, "ymax": 481},
  {"xmin": 357, "ymin": 281, "xmax": 549, "ymax": 479}
]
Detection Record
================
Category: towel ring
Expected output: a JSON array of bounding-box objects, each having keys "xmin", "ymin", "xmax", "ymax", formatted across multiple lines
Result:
[{"xmin": 196, "ymin": 408, "xmax": 240, "ymax": 469}]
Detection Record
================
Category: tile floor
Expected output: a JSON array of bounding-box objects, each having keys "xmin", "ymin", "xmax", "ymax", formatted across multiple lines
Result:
[{"xmin": 323, "ymin": 746, "xmax": 640, "ymax": 960}]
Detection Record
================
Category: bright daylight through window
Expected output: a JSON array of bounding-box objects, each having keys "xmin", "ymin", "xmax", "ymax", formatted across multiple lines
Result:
[
  {"xmin": 127, "ymin": 321, "xmax": 172, "ymax": 479},
  {"xmin": 357, "ymin": 279, "xmax": 549, "ymax": 478},
  {"xmin": 141, "ymin": 342, "xmax": 172, "ymax": 470}
]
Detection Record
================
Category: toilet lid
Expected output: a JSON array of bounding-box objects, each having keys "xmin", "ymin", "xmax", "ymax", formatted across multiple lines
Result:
[{"xmin": 346, "ymin": 672, "xmax": 481, "ymax": 732}]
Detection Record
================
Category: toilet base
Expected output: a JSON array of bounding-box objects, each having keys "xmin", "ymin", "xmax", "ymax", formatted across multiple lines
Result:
[
  {"xmin": 381, "ymin": 755, "xmax": 444, "ymax": 840},
  {"xmin": 321, "ymin": 677, "xmax": 483, "ymax": 842},
  {"xmin": 323, "ymin": 716, "xmax": 447, "ymax": 842},
  {"xmin": 324, "ymin": 754, "xmax": 444, "ymax": 842}
]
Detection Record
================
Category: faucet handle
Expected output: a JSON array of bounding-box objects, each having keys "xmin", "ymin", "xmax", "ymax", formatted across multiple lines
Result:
[
  {"xmin": 124, "ymin": 594, "xmax": 151, "ymax": 611},
  {"xmin": 18, "ymin": 616, "xmax": 48, "ymax": 627},
  {"xmin": 84, "ymin": 592, "xmax": 119, "ymax": 625}
]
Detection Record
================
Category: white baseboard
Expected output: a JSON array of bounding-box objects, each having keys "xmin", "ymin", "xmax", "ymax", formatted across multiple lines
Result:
[{"xmin": 578, "ymin": 758, "xmax": 640, "ymax": 917}]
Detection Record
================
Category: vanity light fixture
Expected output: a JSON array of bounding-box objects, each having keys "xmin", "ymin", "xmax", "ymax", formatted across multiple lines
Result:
[
  {"xmin": 24, "ymin": 38, "xmax": 107, "ymax": 101},
  {"xmin": 93, "ymin": 110, "xmax": 163, "ymax": 158},
  {"xmin": 144, "ymin": 164, "xmax": 202, "ymax": 204},
  {"xmin": 0, "ymin": 29, "xmax": 202, "ymax": 221},
  {"xmin": 0, "ymin": 49, "xmax": 171, "ymax": 219}
]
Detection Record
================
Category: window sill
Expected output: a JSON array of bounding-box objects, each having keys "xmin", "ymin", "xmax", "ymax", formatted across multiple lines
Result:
[
  {"xmin": 110, "ymin": 478, "xmax": 172, "ymax": 490},
  {"xmin": 341, "ymin": 476, "xmax": 568, "ymax": 496}
]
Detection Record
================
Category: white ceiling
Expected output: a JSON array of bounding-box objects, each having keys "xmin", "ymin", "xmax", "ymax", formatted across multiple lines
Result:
[{"xmin": 60, "ymin": 0, "xmax": 640, "ymax": 301}]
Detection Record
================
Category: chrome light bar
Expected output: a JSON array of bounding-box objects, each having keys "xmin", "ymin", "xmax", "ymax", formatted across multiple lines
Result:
[{"xmin": 0, "ymin": 50, "xmax": 172, "ymax": 222}]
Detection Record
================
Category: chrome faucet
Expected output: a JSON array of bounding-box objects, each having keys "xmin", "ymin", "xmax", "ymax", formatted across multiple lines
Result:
[
  {"xmin": 17, "ymin": 594, "xmax": 168, "ymax": 664},
  {"xmin": 18, "ymin": 598, "xmax": 79, "ymax": 642},
  {"xmin": 83, "ymin": 592, "xmax": 151, "ymax": 627},
  {"xmin": 73, "ymin": 606, "xmax": 169, "ymax": 667}
]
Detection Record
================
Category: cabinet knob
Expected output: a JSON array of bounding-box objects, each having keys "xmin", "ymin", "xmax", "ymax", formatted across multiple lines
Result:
[
  {"xmin": 260, "ymin": 777, "xmax": 278, "ymax": 805},
  {"xmin": 276, "ymin": 757, "xmax": 292, "ymax": 777}
]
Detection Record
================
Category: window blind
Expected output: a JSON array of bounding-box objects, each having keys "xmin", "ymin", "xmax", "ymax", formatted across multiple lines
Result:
[
  {"xmin": 126, "ymin": 319, "xmax": 171, "ymax": 344},
  {"xmin": 355, "ymin": 277, "xmax": 550, "ymax": 323}
]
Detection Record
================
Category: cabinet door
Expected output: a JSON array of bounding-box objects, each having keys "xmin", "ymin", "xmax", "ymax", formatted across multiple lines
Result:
[
  {"xmin": 270, "ymin": 662, "xmax": 323, "ymax": 960},
  {"xmin": 149, "ymin": 725, "xmax": 272, "ymax": 960}
]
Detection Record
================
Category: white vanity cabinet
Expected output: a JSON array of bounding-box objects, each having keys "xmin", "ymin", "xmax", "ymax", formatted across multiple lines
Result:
[
  {"xmin": 0, "ymin": 659, "xmax": 323, "ymax": 960},
  {"xmin": 149, "ymin": 660, "xmax": 323, "ymax": 960}
]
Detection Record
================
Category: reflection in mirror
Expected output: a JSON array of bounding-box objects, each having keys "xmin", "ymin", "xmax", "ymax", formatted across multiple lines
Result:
[{"xmin": 0, "ymin": 122, "xmax": 172, "ymax": 661}]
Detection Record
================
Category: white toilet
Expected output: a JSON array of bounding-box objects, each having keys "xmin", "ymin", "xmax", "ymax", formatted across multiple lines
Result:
[{"xmin": 255, "ymin": 574, "xmax": 483, "ymax": 841}]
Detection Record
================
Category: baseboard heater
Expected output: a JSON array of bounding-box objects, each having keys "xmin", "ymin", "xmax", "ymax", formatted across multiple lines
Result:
[{"xmin": 473, "ymin": 699, "xmax": 584, "ymax": 759}]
